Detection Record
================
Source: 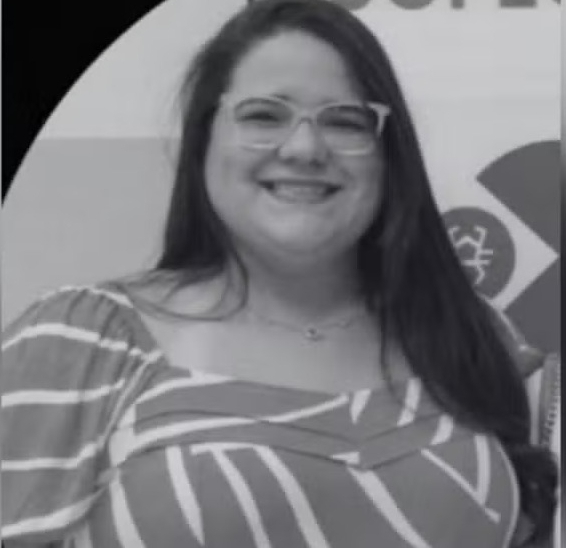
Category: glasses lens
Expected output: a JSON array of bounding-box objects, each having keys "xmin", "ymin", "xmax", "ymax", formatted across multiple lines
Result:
[
  {"xmin": 233, "ymin": 98, "xmax": 292, "ymax": 147},
  {"xmin": 318, "ymin": 104, "xmax": 377, "ymax": 152}
]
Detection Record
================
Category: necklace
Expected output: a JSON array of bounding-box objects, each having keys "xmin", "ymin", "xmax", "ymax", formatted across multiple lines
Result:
[{"xmin": 245, "ymin": 304, "xmax": 366, "ymax": 342}]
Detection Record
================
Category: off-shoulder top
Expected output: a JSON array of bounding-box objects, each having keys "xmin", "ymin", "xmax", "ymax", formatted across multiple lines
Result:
[{"xmin": 1, "ymin": 283, "xmax": 542, "ymax": 547}]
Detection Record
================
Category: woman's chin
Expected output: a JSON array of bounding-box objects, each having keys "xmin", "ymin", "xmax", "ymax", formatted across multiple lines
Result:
[{"xmin": 256, "ymin": 231, "xmax": 352, "ymax": 265}]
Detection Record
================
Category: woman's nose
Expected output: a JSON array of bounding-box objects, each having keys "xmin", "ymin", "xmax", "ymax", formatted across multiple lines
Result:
[{"xmin": 277, "ymin": 119, "xmax": 329, "ymax": 164}]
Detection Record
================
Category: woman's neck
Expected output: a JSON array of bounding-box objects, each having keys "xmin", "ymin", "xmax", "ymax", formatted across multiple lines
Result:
[{"xmin": 227, "ymin": 252, "xmax": 364, "ymax": 324}]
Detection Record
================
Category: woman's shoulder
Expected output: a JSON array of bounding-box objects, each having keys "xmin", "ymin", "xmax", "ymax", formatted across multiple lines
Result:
[
  {"xmin": 2, "ymin": 269, "xmax": 233, "ymax": 360},
  {"xmin": 2, "ymin": 268, "xmax": 218, "ymax": 340},
  {"xmin": 1, "ymin": 278, "xmax": 165, "ymax": 395},
  {"xmin": 3, "ymin": 281, "xmax": 137, "ymax": 343},
  {"xmin": 114, "ymin": 268, "xmax": 237, "ymax": 319}
]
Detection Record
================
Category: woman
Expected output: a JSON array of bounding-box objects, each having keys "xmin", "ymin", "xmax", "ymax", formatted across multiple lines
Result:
[{"xmin": 1, "ymin": 0, "xmax": 559, "ymax": 546}]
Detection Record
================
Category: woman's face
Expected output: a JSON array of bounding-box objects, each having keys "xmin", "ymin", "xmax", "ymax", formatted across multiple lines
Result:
[{"xmin": 204, "ymin": 31, "xmax": 385, "ymax": 269}]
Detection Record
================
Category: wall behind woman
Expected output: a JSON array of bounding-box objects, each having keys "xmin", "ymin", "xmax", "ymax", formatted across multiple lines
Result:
[{"xmin": 2, "ymin": 0, "xmax": 560, "ymax": 352}]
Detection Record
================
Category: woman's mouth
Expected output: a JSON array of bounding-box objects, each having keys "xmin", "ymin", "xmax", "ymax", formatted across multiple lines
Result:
[{"xmin": 258, "ymin": 179, "xmax": 342, "ymax": 204}]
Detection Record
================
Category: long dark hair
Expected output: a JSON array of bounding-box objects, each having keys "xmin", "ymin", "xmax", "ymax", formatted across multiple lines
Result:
[{"xmin": 149, "ymin": 0, "xmax": 557, "ymax": 541}]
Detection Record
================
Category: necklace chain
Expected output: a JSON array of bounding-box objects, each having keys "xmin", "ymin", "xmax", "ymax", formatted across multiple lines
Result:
[{"xmin": 245, "ymin": 304, "xmax": 365, "ymax": 342}]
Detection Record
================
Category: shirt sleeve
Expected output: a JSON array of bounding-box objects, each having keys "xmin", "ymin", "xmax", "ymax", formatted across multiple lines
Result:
[{"xmin": 1, "ymin": 286, "xmax": 159, "ymax": 544}]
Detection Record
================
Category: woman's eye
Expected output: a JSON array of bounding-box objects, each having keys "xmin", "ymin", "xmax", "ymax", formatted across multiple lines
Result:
[
  {"xmin": 242, "ymin": 110, "xmax": 282, "ymax": 123},
  {"xmin": 235, "ymin": 100, "xmax": 288, "ymax": 125},
  {"xmin": 324, "ymin": 117, "xmax": 368, "ymax": 132},
  {"xmin": 330, "ymin": 118, "xmax": 365, "ymax": 130},
  {"xmin": 321, "ymin": 108, "xmax": 372, "ymax": 132}
]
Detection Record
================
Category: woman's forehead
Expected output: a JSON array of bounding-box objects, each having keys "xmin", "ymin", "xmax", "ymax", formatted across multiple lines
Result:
[{"xmin": 226, "ymin": 30, "xmax": 362, "ymax": 103}]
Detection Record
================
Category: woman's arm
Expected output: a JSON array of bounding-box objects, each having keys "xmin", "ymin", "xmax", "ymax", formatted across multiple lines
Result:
[{"xmin": 2, "ymin": 287, "xmax": 154, "ymax": 546}]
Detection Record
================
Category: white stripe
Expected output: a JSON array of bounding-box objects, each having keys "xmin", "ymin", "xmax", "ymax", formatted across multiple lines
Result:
[
  {"xmin": 71, "ymin": 523, "xmax": 95, "ymax": 548},
  {"xmin": 2, "ymin": 435, "xmax": 105, "ymax": 471},
  {"xmin": 255, "ymin": 447, "xmax": 332, "ymax": 548},
  {"xmin": 102, "ymin": 351, "xmax": 162, "ymax": 436},
  {"xmin": 430, "ymin": 415, "xmax": 454, "ymax": 445},
  {"xmin": 109, "ymin": 406, "xmax": 138, "ymax": 467},
  {"xmin": 421, "ymin": 448, "xmax": 500, "ymax": 522},
  {"xmin": 109, "ymin": 475, "xmax": 147, "ymax": 548},
  {"xmin": 131, "ymin": 397, "xmax": 348, "ymax": 455},
  {"xmin": 41, "ymin": 285, "xmax": 133, "ymax": 307},
  {"xmin": 137, "ymin": 374, "xmax": 232, "ymax": 403},
  {"xmin": 2, "ymin": 323, "xmax": 111, "ymax": 351},
  {"xmin": 397, "ymin": 378, "xmax": 421, "ymax": 426},
  {"xmin": 133, "ymin": 416, "xmax": 256, "ymax": 454},
  {"xmin": 474, "ymin": 435, "xmax": 491, "ymax": 504},
  {"xmin": 332, "ymin": 451, "xmax": 361, "ymax": 465},
  {"xmin": 2, "ymin": 379, "xmax": 126, "ymax": 407},
  {"xmin": 212, "ymin": 450, "xmax": 273, "ymax": 548},
  {"xmin": 350, "ymin": 389, "xmax": 372, "ymax": 423},
  {"xmin": 2, "ymin": 323, "xmax": 160, "ymax": 362},
  {"xmin": 265, "ymin": 394, "xmax": 349, "ymax": 423},
  {"xmin": 191, "ymin": 442, "xmax": 269, "ymax": 455},
  {"xmin": 1, "ymin": 492, "xmax": 98, "ymax": 538},
  {"xmin": 166, "ymin": 447, "xmax": 205, "ymax": 545},
  {"xmin": 191, "ymin": 442, "xmax": 363, "ymax": 467},
  {"xmin": 191, "ymin": 442, "xmax": 361, "ymax": 466},
  {"xmin": 349, "ymin": 468, "xmax": 433, "ymax": 548}
]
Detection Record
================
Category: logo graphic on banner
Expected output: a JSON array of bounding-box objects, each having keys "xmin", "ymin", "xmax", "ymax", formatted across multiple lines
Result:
[
  {"xmin": 478, "ymin": 140, "xmax": 559, "ymax": 351},
  {"xmin": 477, "ymin": 141, "xmax": 559, "ymax": 259},
  {"xmin": 444, "ymin": 208, "xmax": 515, "ymax": 298},
  {"xmin": 443, "ymin": 140, "xmax": 560, "ymax": 351}
]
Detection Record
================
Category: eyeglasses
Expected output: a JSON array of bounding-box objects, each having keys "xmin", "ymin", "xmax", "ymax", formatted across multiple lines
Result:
[{"xmin": 220, "ymin": 95, "xmax": 391, "ymax": 156}]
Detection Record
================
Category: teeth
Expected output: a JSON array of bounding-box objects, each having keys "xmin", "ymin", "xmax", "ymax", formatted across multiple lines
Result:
[{"xmin": 261, "ymin": 181, "xmax": 338, "ymax": 203}]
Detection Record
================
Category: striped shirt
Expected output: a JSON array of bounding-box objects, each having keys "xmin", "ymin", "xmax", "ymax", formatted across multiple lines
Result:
[{"xmin": 0, "ymin": 284, "xmax": 555, "ymax": 547}]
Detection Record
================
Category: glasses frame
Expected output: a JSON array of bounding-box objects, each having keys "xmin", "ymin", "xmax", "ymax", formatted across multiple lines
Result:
[{"xmin": 220, "ymin": 94, "xmax": 391, "ymax": 156}]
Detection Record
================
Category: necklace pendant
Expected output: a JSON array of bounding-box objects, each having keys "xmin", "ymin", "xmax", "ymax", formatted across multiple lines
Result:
[{"xmin": 305, "ymin": 327, "xmax": 324, "ymax": 341}]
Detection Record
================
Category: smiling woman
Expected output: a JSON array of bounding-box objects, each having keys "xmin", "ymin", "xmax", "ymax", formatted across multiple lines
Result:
[{"xmin": 1, "ymin": 1, "xmax": 559, "ymax": 547}]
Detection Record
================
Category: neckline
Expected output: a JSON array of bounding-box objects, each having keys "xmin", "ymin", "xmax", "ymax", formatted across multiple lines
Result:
[
  {"xmin": 105, "ymin": 282, "xmax": 411, "ymax": 398},
  {"xmin": 244, "ymin": 301, "xmax": 367, "ymax": 342}
]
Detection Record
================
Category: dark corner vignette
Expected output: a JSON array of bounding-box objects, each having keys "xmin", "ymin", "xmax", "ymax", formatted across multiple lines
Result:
[{"xmin": 1, "ymin": 0, "xmax": 166, "ymax": 200}]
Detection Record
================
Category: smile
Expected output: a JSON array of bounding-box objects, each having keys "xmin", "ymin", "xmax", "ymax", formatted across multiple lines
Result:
[{"xmin": 258, "ymin": 179, "xmax": 342, "ymax": 204}]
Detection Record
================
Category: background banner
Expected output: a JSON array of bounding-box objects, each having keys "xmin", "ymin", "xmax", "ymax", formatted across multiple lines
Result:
[
  {"xmin": 350, "ymin": 0, "xmax": 561, "ymax": 351},
  {"xmin": 2, "ymin": 0, "xmax": 560, "ymax": 351}
]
